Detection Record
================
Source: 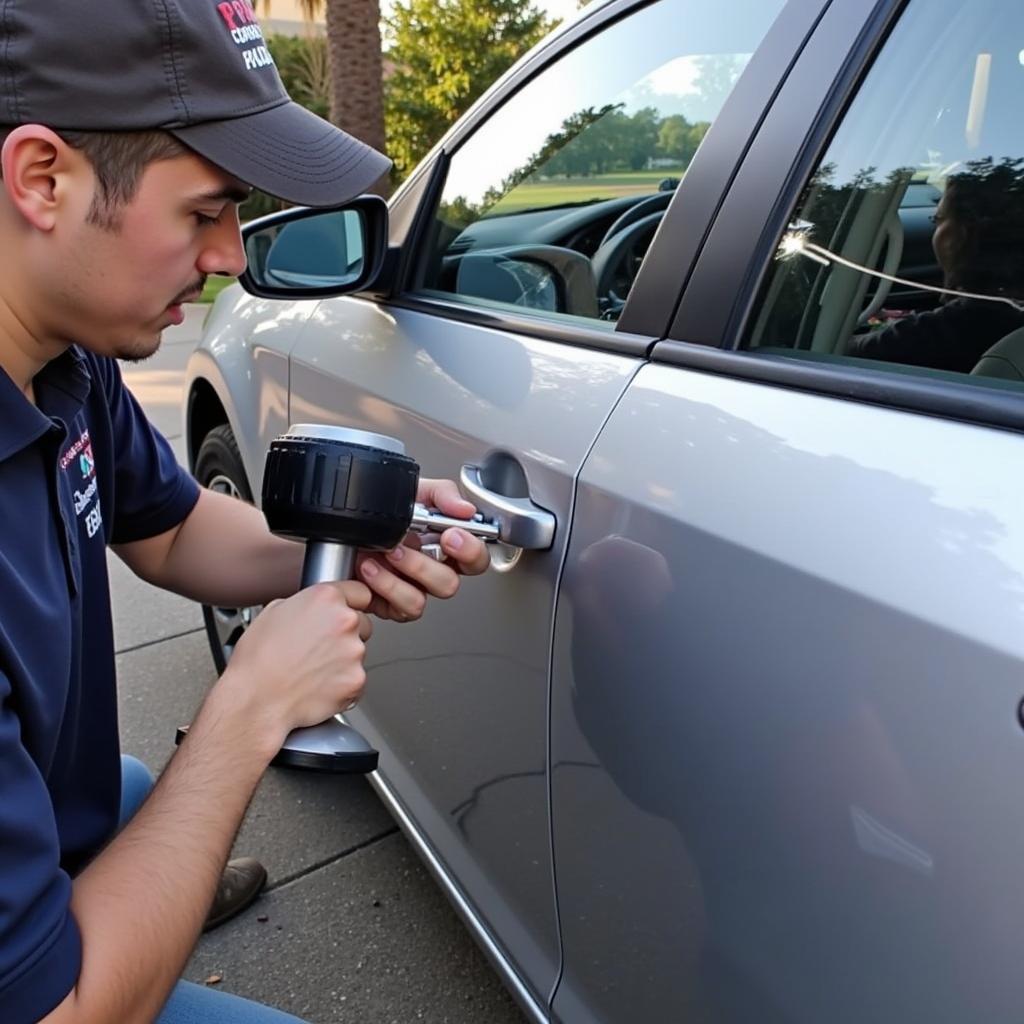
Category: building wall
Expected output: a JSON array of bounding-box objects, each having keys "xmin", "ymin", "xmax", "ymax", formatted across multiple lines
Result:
[
  {"xmin": 263, "ymin": 0, "xmax": 323, "ymax": 23},
  {"xmin": 260, "ymin": 0, "xmax": 325, "ymax": 36}
]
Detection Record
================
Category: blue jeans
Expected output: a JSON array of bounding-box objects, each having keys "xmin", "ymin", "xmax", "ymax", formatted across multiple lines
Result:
[{"xmin": 119, "ymin": 756, "xmax": 307, "ymax": 1024}]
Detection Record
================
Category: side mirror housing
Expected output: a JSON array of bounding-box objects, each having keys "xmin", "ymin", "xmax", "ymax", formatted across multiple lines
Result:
[{"xmin": 239, "ymin": 195, "xmax": 390, "ymax": 299}]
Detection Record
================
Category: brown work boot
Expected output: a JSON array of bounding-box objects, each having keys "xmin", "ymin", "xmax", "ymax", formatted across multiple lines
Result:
[{"xmin": 203, "ymin": 857, "xmax": 268, "ymax": 932}]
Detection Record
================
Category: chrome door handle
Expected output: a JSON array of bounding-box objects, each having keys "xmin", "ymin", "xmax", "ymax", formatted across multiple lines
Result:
[{"xmin": 459, "ymin": 465, "xmax": 556, "ymax": 550}]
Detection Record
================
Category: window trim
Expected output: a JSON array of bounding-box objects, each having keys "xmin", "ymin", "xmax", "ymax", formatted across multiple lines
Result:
[
  {"xmin": 387, "ymin": 0, "xmax": 666, "ymax": 312},
  {"xmin": 377, "ymin": 293, "xmax": 654, "ymax": 358},
  {"xmin": 620, "ymin": 0, "xmax": 833, "ymax": 337},
  {"xmin": 375, "ymin": 1, "xmax": 651, "ymax": 301},
  {"xmin": 669, "ymin": 0, "xmax": 909, "ymax": 347},
  {"xmin": 661, "ymin": 0, "xmax": 1024, "ymax": 435},
  {"xmin": 405, "ymin": 0, "xmax": 687, "ymax": 341},
  {"xmin": 398, "ymin": 0, "xmax": 831, "ymax": 344},
  {"xmin": 649, "ymin": 340, "xmax": 1024, "ymax": 434}
]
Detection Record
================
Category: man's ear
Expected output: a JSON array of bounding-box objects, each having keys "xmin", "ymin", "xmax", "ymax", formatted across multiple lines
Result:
[{"xmin": 1, "ymin": 125, "xmax": 87, "ymax": 232}]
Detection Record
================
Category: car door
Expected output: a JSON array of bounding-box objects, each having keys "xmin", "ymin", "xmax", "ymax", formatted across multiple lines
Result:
[
  {"xmin": 550, "ymin": 0, "xmax": 1024, "ymax": 1020},
  {"xmin": 283, "ymin": 0, "xmax": 805, "ymax": 1013}
]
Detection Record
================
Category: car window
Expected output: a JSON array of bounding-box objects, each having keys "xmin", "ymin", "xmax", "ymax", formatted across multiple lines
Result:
[
  {"xmin": 744, "ymin": 0, "xmax": 1024, "ymax": 393},
  {"xmin": 415, "ymin": 0, "xmax": 786, "ymax": 328}
]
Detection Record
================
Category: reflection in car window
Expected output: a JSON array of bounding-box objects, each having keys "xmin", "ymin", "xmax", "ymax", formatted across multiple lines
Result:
[
  {"xmin": 416, "ymin": 0, "xmax": 786, "ymax": 327},
  {"xmin": 745, "ymin": 0, "xmax": 1024, "ymax": 390}
]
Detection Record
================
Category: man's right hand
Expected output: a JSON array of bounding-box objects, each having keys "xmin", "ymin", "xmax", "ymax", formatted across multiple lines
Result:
[
  {"xmin": 42, "ymin": 579, "xmax": 374, "ymax": 1024},
  {"xmin": 218, "ymin": 580, "xmax": 374, "ymax": 754}
]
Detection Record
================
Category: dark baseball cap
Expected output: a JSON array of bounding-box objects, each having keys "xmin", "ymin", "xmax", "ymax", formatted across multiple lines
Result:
[{"xmin": 0, "ymin": 0, "xmax": 392, "ymax": 207}]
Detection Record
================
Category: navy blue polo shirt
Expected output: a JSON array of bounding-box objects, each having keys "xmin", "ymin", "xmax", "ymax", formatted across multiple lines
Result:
[{"xmin": 0, "ymin": 347, "xmax": 200, "ymax": 1022}]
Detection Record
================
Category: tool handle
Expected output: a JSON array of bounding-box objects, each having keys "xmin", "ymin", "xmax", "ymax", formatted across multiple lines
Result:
[{"xmin": 301, "ymin": 541, "xmax": 357, "ymax": 588}]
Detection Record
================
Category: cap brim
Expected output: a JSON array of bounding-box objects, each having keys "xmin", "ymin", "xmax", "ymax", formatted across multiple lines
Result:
[{"xmin": 171, "ymin": 100, "xmax": 392, "ymax": 207}]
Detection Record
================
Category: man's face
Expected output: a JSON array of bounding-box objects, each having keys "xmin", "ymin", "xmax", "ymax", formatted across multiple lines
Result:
[{"xmin": 53, "ymin": 151, "xmax": 250, "ymax": 362}]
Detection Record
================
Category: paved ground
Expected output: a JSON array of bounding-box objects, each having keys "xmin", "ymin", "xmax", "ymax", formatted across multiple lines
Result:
[{"xmin": 114, "ymin": 305, "xmax": 528, "ymax": 1024}]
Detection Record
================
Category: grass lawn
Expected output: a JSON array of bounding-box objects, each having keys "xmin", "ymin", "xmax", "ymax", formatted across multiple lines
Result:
[
  {"xmin": 199, "ymin": 276, "xmax": 238, "ymax": 303},
  {"xmin": 490, "ymin": 170, "xmax": 681, "ymax": 213}
]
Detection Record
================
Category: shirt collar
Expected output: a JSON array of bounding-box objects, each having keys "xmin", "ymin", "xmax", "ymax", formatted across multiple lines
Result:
[{"xmin": 0, "ymin": 347, "xmax": 93, "ymax": 463}]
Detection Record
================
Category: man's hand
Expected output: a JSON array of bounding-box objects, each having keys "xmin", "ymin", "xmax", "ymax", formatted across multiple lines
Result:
[
  {"xmin": 357, "ymin": 477, "xmax": 490, "ymax": 622},
  {"xmin": 221, "ymin": 579, "xmax": 374, "ymax": 747}
]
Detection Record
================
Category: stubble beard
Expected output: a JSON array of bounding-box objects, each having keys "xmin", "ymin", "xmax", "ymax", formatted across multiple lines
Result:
[
  {"xmin": 114, "ymin": 328, "xmax": 164, "ymax": 364},
  {"xmin": 114, "ymin": 275, "xmax": 206, "ymax": 363}
]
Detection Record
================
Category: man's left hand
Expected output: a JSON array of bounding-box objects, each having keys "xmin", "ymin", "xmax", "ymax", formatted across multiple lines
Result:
[{"xmin": 356, "ymin": 477, "xmax": 490, "ymax": 622}]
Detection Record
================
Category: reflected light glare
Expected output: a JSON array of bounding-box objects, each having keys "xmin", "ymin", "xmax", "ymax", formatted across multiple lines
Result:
[
  {"xmin": 777, "ymin": 222, "xmax": 830, "ymax": 266},
  {"xmin": 776, "ymin": 219, "xmax": 827, "ymax": 264},
  {"xmin": 778, "ymin": 231, "xmax": 807, "ymax": 260},
  {"xmin": 783, "ymin": 232, "xmax": 1024, "ymax": 312}
]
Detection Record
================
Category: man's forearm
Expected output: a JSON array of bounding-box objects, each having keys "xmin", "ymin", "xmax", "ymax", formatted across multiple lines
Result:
[
  {"xmin": 48, "ymin": 674, "xmax": 278, "ymax": 1024},
  {"xmin": 116, "ymin": 476, "xmax": 491, "ymax": 624},
  {"xmin": 116, "ymin": 488, "xmax": 304, "ymax": 607}
]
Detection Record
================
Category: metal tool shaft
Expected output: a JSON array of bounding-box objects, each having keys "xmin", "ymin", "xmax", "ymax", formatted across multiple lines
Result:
[
  {"xmin": 301, "ymin": 541, "xmax": 357, "ymax": 587},
  {"xmin": 410, "ymin": 504, "xmax": 500, "ymax": 542}
]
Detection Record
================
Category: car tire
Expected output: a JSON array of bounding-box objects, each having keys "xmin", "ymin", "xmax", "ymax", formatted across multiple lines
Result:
[{"xmin": 194, "ymin": 424, "xmax": 259, "ymax": 673}]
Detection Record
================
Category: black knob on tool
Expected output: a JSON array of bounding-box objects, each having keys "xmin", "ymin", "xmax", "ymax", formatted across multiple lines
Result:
[{"xmin": 262, "ymin": 424, "xmax": 420, "ymax": 773}]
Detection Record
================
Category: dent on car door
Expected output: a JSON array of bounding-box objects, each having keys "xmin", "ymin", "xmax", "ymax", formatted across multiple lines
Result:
[{"xmin": 551, "ymin": 0, "xmax": 1024, "ymax": 1020}]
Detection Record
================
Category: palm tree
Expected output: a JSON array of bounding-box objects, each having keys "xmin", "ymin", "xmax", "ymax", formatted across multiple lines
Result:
[{"xmin": 262, "ymin": 0, "xmax": 386, "ymax": 159}]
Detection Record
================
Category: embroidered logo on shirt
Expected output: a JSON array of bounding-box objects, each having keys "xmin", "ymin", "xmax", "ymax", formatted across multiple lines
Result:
[
  {"xmin": 79, "ymin": 446, "xmax": 95, "ymax": 480},
  {"xmin": 62, "ymin": 430, "xmax": 103, "ymax": 540},
  {"xmin": 59, "ymin": 432, "xmax": 89, "ymax": 471}
]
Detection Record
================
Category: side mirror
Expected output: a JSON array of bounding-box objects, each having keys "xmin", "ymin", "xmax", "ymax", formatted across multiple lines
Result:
[{"xmin": 239, "ymin": 195, "xmax": 390, "ymax": 299}]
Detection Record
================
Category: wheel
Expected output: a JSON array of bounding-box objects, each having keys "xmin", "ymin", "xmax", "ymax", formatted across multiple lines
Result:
[{"xmin": 194, "ymin": 424, "xmax": 260, "ymax": 673}]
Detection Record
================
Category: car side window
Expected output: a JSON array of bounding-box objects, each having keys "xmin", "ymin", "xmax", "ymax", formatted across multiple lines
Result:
[
  {"xmin": 744, "ymin": 0, "xmax": 1024, "ymax": 391},
  {"xmin": 415, "ymin": 0, "xmax": 786, "ymax": 327}
]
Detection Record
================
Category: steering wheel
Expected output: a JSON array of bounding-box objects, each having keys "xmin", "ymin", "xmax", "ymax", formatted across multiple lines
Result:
[
  {"xmin": 591, "ymin": 211, "xmax": 664, "ymax": 310},
  {"xmin": 596, "ymin": 191, "xmax": 673, "ymax": 251}
]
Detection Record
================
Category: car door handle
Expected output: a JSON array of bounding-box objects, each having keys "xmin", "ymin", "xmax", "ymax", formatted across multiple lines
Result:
[{"xmin": 459, "ymin": 465, "xmax": 556, "ymax": 550}]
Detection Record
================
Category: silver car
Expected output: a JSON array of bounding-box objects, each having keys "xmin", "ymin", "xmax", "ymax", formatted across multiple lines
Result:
[{"xmin": 184, "ymin": 0, "xmax": 1024, "ymax": 1018}]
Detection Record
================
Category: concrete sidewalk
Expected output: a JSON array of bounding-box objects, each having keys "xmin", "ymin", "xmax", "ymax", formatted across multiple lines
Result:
[{"xmin": 113, "ymin": 304, "xmax": 527, "ymax": 1023}]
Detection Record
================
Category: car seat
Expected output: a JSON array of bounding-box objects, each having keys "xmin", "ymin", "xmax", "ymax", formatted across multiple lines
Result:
[
  {"xmin": 970, "ymin": 324, "xmax": 1024, "ymax": 382},
  {"xmin": 810, "ymin": 176, "xmax": 911, "ymax": 353}
]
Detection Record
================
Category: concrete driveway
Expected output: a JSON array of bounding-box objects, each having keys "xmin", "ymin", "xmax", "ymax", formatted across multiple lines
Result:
[{"xmin": 114, "ymin": 305, "xmax": 528, "ymax": 1024}]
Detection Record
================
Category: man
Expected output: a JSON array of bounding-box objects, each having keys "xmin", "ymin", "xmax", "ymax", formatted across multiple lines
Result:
[{"xmin": 0, "ymin": 2, "xmax": 490, "ymax": 1021}]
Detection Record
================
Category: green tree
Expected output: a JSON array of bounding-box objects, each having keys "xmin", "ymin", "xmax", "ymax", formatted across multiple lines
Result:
[
  {"xmin": 266, "ymin": 34, "xmax": 330, "ymax": 120},
  {"xmin": 384, "ymin": 0, "xmax": 556, "ymax": 179},
  {"xmin": 621, "ymin": 106, "xmax": 660, "ymax": 171},
  {"xmin": 657, "ymin": 115, "xmax": 689, "ymax": 162},
  {"xmin": 657, "ymin": 114, "xmax": 711, "ymax": 168},
  {"xmin": 540, "ymin": 106, "xmax": 662, "ymax": 178},
  {"xmin": 260, "ymin": 1, "xmax": 387, "ymax": 173}
]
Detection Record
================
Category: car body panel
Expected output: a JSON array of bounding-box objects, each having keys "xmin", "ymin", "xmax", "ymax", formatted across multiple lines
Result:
[
  {"xmin": 183, "ymin": 0, "xmax": 1024, "ymax": 1017},
  {"xmin": 286, "ymin": 296, "xmax": 646, "ymax": 1006},
  {"xmin": 265, "ymin": 1, "xmax": 808, "ymax": 1007},
  {"xmin": 184, "ymin": 287, "xmax": 320, "ymax": 486},
  {"xmin": 550, "ymin": 362, "xmax": 1024, "ymax": 1022}
]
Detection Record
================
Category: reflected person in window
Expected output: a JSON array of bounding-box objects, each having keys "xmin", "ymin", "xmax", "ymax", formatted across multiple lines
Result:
[{"xmin": 846, "ymin": 159, "xmax": 1024, "ymax": 373}]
